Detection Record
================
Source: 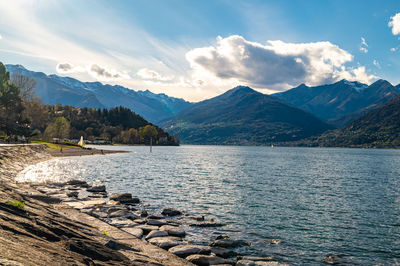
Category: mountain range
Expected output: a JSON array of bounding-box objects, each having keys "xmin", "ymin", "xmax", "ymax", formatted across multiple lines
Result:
[
  {"xmin": 312, "ymin": 94, "xmax": 400, "ymax": 148},
  {"xmin": 273, "ymin": 79, "xmax": 400, "ymax": 127},
  {"xmin": 5, "ymin": 64, "xmax": 192, "ymax": 123},
  {"xmin": 162, "ymin": 86, "xmax": 332, "ymax": 145}
]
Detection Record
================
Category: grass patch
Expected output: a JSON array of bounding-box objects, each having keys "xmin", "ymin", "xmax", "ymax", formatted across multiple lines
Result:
[
  {"xmin": 7, "ymin": 200, "xmax": 25, "ymax": 209},
  {"xmin": 31, "ymin": 140, "xmax": 81, "ymax": 150},
  {"xmin": 102, "ymin": 230, "xmax": 109, "ymax": 236}
]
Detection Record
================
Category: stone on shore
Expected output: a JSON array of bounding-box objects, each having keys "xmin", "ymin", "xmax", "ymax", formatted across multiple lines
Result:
[
  {"xmin": 168, "ymin": 244, "xmax": 211, "ymax": 258},
  {"xmin": 110, "ymin": 193, "xmax": 140, "ymax": 204},
  {"xmin": 66, "ymin": 179, "xmax": 89, "ymax": 187},
  {"xmin": 145, "ymin": 230, "xmax": 169, "ymax": 240},
  {"xmin": 87, "ymin": 185, "xmax": 106, "ymax": 193},
  {"xmin": 148, "ymin": 236, "xmax": 183, "ymax": 249},
  {"xmin": 121, "ymin": 227, "xmax": 143, "ymax": 239},
  {"xmin": 147, "ymin": 219, "xmax": 167, "ymax": 226},
  {"xmin": 161, "ymin": 208, "xmax": 182, "ymax": 216},
  {"xmin": 135, "ymin": 210, "xmax": 148, "ymax": 217},
  {"xmin": 237, "ymin": 260, "xmax": 287, "ymax": 266},
  {"xmin": 136, "ymin": 224, "xmax": 159, "ymax": 234},
  {"xmin": 240, "ymin": 256, "xmax": 275, "ymax": 262},
  {"xmin": 189, "ymin": 221, "xmax": 224, "ymax": 227},
  {"xmin": 186, "ymin": 254, "xmax": 234, "ymax": 265},
  {"xmin": 210, "ymin": 247, "xmax": 236, "ymax": 258},
  {"xmin": 210, "ymin": 239, "xmax": 250, "ymax": 248},
  {"xmin": 67, "ymin": 191, "xmax": 79, "ymax": 198},
  {"xmin": 148, "ymin": 214, "xmax": 163, "ymax": 219},
  {"xmin": 159, "ymin": 225, "xmax": 186, "ymax": 237}
]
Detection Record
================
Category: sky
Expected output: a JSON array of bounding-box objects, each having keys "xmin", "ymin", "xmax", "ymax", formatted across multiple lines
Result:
[{"xmin": 0, "ymin": 0, "xmax": 399, "ymax": 102}]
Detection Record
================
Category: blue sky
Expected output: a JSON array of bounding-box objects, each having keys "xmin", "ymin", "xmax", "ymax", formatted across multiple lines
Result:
[{"xmin": 0, "ymin": 0, "xmax": 399, "ymax": 101}]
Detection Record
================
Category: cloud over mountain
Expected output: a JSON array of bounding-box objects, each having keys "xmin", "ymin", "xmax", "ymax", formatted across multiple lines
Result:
[
  {"xmin": 186, "ymin": 35, "xmax": 375, "ymax": 90},
  {"xmin": 389, "ymin": 13, "xmax": 400, "ymax": 35},
  {"xmin": 56, "ymin": 62, "xmax": 130, "ymax": 81}
]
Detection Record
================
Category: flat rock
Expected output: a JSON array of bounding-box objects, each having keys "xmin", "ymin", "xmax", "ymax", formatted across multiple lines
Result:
[
  {"xmin": 67, "ymin": 191, "xmax": 79, "ymax": 198},
  {"xmin": 186, "ymin": 254, "xmax": 234, "ymax": 265},
  {"xmin": 110, "ymin": 193, "xmax": 132, "ymax": 201},
  {"xmin": 66, "ymin": 179, "xmax": 89, "ymax": 187},
  {"xmin": 145, "ymin": 230, "xmax": 169, "ymax": 240},
  {"xmin": 147, "ymin": 219, "xmax": 167, "ymax": 226},
  {"xmin": 148, "ymin": 214, "xmax": 163, "ymax": 219},
  {"xmin": 107, "ymin": 218, "xmax": 138, "ymax": 228},
  {"xmin": 121, "ymin": 227, "xmax": 143, "ymax": 238},
  {"xmin": 241, "ymin": 256, "xmax": 274, "ymax": 262},
  {"xmin": 210, "ymin": 239, "xmax": 249, "ymax": 248},
  {"xmin": 159, "ymin": 225, "xmax": 186, "ymax": 237},
  {"xmin": 168, "ymin": 244, "xmax": 211, "ymax": 258},
  {"xmin": 161, "ymin": 208, "xmax": 182, "ymax": 216},
  {"xmin": 136, "ymin": 224, "xmax": 159, "ymax": 234},
  {"xmin": 210, "ymin": 247, "xmax": 236, "ymax": 258},
  {"xmin": 86, "ymin": 185, "xmax": 106, "ymax": 193},
  {"xmin": 236, "ymin": 260, "xmax": 285, "ymax": 266},
  {"xmin": 108, "ymin": 209, "xmax": 129, "ymax": 218},
  {"xmin": 148, "ymin": 236, "xmax": 183, "ymax": 250},
  {"xmin": 189, "ymin": 221, "xmax": 224, "ymax": 227},
  {"xmin": 133, "ymin": 218, "xmax": 147, "ymax": 224}
]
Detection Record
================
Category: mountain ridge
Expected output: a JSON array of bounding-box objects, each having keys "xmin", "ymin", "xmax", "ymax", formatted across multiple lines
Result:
[
  {"xmin": 162, "ymin": 85, "xmax": 332, "ymax": 145},
  {"xmin": 5, "ymin": 64, "xmax": 192, "ymax": 123}
]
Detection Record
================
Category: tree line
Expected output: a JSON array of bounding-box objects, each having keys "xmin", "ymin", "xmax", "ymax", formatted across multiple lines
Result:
[{"xmin": 0, "ymin": 62, "xmax": 178, "ymax": 145}]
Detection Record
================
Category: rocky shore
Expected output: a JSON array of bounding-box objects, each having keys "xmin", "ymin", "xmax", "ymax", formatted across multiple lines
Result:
[{"xmin": 0, "ymin": 145, "xmax": 288, "ymax": 266}]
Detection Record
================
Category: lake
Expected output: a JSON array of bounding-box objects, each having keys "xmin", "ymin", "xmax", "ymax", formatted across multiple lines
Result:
[{"xmin": 18, "ymin": 145, "xmax": 400, "ymax": 265}]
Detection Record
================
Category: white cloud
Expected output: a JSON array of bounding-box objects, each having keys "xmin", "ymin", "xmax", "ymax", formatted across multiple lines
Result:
[
  {"xmin": 360, "ymin": 37, "xmax": 368, "ymax": 53},
  {"xmin": 390, "ymin": 47, "xmax": 397, "ymax": 52},
  {"xmin": 56, "ymin": 62, "xmax": 85, "ymax": 74},
  {"xmin": 186, "ymin": 35, "xmax": 375, "ymax": 90},
  {"xmin": 0, "ymin": 34, "xmax": 2, "ymax": 40},
  {"xmin": 373, "ymin": 60, "xmax": 381, "ymax": 69},
  {"xmin": 389, "ymin": 13, "xmax": 400, "ymax": 35},
  {"xmin": 56, "ymin": 62, "xmax": 130, "ymax": 81},
  {"xmin": 137, "ymin": 68, "xmax": 173, "ymax": 81}
]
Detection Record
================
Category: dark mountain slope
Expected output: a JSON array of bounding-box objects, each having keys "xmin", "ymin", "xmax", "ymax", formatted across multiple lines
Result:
[
  {"xmin": 314, "ymin": 95, "xmax": 400, "ymax": 148},
  {"xmin": 162, "ymin": 86, "xmax": 332, "ymax": 145}
]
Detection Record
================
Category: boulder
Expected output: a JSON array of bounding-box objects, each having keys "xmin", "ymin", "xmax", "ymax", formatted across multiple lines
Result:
[
  {"xmin": 121, "ymin": 227, "xmax": 143, "ymax": 239},
  {"xmin": 186, "ymin": 254, "xmax": 234, "ymax": 265},
  {"xmin": 161, "ymin": 208, "xmax": 182, "ymax": 216},
  {"xmin": 148, "ymin": 236, "xmax": 183, "ymax": 250},
  {"xmin": 110, "ymin": 193, "xmax": 132, "ymax": 201},
  {"xmin": 145, "ymin": 230, "xmax": 169, "ymax": 240},
  {"xmin": 210, "ymin": 247, "xmax": 236, "ymax": 258},
  {"xmin": 168, "ymin": 244, "xmax": 211, "ymax": 258},
  {"xmin": 210, "ymin": 239, "xmax": 249, "ymax": 248},
  {"xmin": 87, "ymin": 185, "xmax": 106, "ymax": 193},
  {"xmin": 159, "ymin": 225, "xmax": 185, "ymax": 237}
]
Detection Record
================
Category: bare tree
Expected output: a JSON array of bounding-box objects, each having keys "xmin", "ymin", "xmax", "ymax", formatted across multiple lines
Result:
[{"xmin": 10, "ymin": 74, "xmax": 37, "ymax": 102}]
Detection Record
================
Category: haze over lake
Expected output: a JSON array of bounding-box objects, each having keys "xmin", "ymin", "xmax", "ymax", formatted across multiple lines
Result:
[{"xmin": 20, "ymin": 145, "xmax": 400, "ymax": 265}]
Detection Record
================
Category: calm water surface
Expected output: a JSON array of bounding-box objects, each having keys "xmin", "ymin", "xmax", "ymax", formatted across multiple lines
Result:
[{"xmin": 19, "ymin": 145, "xmax": 400, "ymax": 265}]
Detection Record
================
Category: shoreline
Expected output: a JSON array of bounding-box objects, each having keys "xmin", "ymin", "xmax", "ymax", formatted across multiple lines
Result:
[{"xmin": 0, "ymin": 145, "xmax": 289, "ymax": 265}]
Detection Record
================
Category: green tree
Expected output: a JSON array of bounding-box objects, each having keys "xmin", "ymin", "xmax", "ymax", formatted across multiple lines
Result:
[
  {"xmin": 44, "ymin": 117, "xmax": 70, "ymax": 139},
  {"xmin": 139, "ymin": 125, "xmax": 158, "ymax": 144},
  {"xmin": 0, "ymin": 63, "xmax": 29, "ymax": 137}
]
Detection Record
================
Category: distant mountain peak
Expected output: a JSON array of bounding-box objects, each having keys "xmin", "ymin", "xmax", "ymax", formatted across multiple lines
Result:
[{"xmin": 370, "ymin": 79, "xmax": 392, "ymax": 87}]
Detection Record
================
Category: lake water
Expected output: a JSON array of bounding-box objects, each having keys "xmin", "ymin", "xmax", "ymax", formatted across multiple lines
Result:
[{"xmin": 18, "ymin": 145, "xmax": 400, "ymax": 265}]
